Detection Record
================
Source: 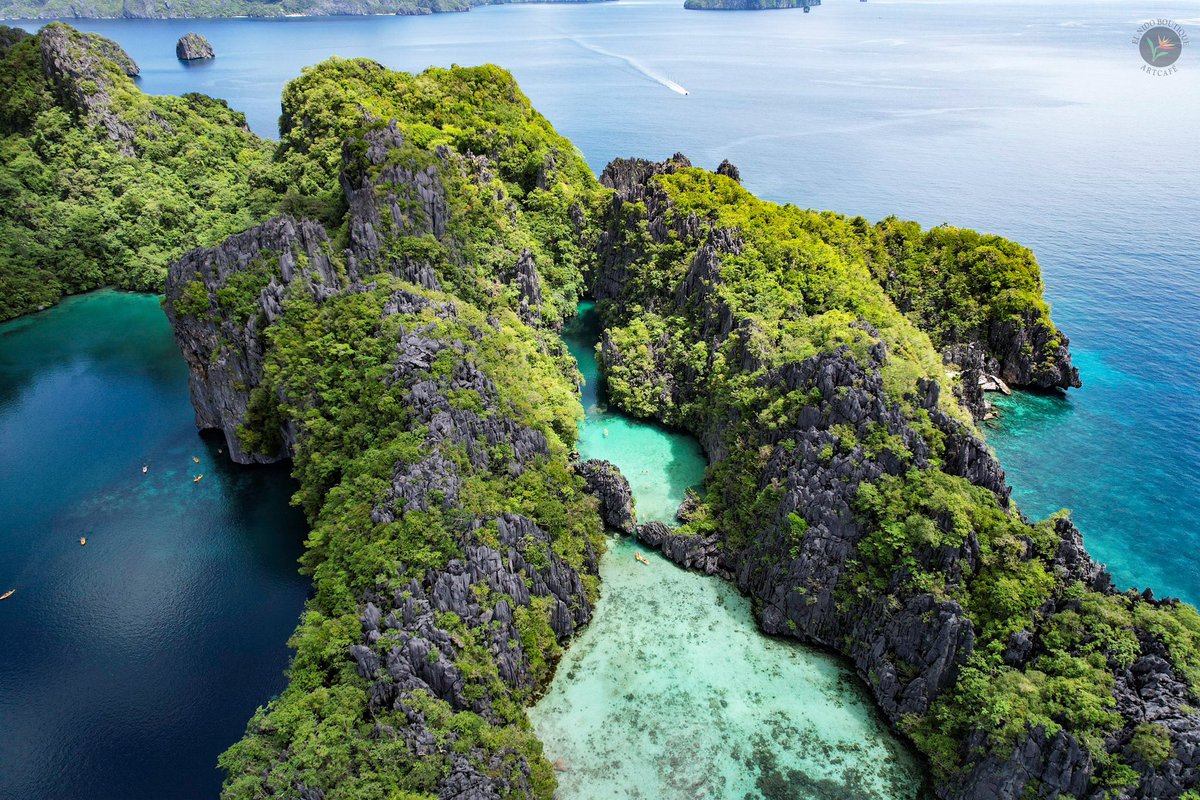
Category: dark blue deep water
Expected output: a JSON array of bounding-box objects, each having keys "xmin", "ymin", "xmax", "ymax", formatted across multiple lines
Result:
[
  {"xmin": 3, "ymin": 0, "xmax": 1199, "ymax": 796},
  {"xmin": 0, "ymin": 292, "xmax": 309, "ymax": 800}
]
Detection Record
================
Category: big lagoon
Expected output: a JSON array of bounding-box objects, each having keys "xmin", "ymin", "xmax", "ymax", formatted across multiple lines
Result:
[{"xmin": 3, "ymin": 0, "xmax": 1199, "ymax": 796}]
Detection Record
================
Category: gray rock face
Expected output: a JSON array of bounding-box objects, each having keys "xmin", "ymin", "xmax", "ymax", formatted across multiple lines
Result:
[
  {"xmin": 175, "ymin": 32, "xmax": 214, "ymax": 61},
  {"xmin": 505, "ymin": 248, "xmax": 543, "ymax": 323},
  {"xmin": 591, "ymin": 154, "xmax": 1200, "ymax": 800},
  {"xmin": 165, "ymin": 122, "xmax": 603, "ymax": 797},
  {"xmin": 165, "ymin": 214, "xmax": 341, "ymax": 463},
  {"xmin": 38, "ymin": 24, "xmax": 140, "ymax": 156},
  {"xmin": 636, "ymin": 521, "xmax": 727, "ymax": 577},
  {"xmin": 332, "ymin": 284, "xmax": 598, "ymax": 800},
  {"xmin": 88, "ymin": 30, "xmax": 139, "ymax": 76},
  {"xmin": 986, "ymin": 306, "xmax": 1081, "ymax": 390},
  {"xmin": 340, "ymin": 120, "xmax": 448, "ymax": 289},
  {"xmin": 352, "ymin": 511, "xmax": 593, "ymax": 715},
  {"xmin": 576, "ymin": 459, "xmax": 635, "ymax": 533},
  {"xmin": 887, "ymin": 277, "xmax": 1080, "ymax": 401}
]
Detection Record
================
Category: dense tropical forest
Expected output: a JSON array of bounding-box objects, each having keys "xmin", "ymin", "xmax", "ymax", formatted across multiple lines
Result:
[
  {"xmin": 0, "ymin": 23, "xmax": 272, "ymax": 321},
  {"xmin": 165, "ymin": 56, "xmax": 612, "ymax": 798},
  {"xmin": 5, "ymin": 22, "xmax": 1200, "ymax": 800},
  {"xmin": 593, "ymin": 156, "xmax": 1200, "ymax": 798}
]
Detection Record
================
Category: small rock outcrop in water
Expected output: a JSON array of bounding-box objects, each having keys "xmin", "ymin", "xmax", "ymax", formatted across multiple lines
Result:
[
  {"xmin": 636, "ymin": 521, "xmax": 728, "ymax": 578},
  {"xmin": 175, "ymin": 32, "xmax": 214, "ymax": 61},
  {"xmin": 576, "ymin": 459, "xmax": 636, "ymax": 533}
]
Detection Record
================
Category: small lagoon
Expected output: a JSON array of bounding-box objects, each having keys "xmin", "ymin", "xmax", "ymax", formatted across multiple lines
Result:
[{"xmin": 528, "ymin": 303, "xmax": 924, "ymax": 799}]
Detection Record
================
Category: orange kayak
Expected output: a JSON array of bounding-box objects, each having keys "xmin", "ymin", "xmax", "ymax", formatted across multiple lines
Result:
[
  {"xmin": 193, "ymin": 474, "xmax": 204, "ymax": 483},
  {"xmin": 0, "ymin": 589, "xmax": 14, "ymax": 601},
  {"xmin": 80, "ymin": 537, "xmax": 87, "ymax": 546}
]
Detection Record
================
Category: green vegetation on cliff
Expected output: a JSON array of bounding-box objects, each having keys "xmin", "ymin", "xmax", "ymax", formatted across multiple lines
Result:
[
  {"xmin": 0, "ymin": 24, "xmax": 273, "ymax": 322},
  {"xmin": 218, "ymin": 279, "xmax": 602, "ymax": 800},
  {"xmin": 595, "ymin": 161, "xmax": 1200, "ymax": 796},
  {"xmin": 164, "ymin": 55, "xmax": 609, "ymax": 799},
  {"xmin": 600, "ymin": 166, "xmax": 964, "ymax": 431},
  {"xmin": 267, "ymin": 57, "xmax": 603, "ymax": 323}
]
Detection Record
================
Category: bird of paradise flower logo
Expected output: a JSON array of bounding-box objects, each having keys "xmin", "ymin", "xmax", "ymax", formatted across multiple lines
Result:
[{"xmin": 1139, "ymin": 25, "xmax": 1184, "ymax": 68}]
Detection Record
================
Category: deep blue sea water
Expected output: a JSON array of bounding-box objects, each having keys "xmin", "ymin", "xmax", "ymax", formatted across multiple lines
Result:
[
  {"xmin": 0, "ymin": 292, "xmax": 309, "ymax": 800},
  {"xmin": 3, "ymin": 0, "xmax": 1200, "ymax": 796}
]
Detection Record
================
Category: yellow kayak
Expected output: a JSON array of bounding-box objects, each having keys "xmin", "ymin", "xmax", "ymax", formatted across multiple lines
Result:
[
  {"xmin": 0, "ymin": 589, "xmax": 14, "ymax": 601},
  {"xmin": 80, "ymin": 537, "xmax": 87, "ymax": 546},
  {"xmin": 635, "ymin": 552, "xmax": 649, "ymax": 565},
  {"xmin": 193, "ymin": 474, "xmax": 204, "ymax": 483},
  {"xmin": 192, "ymin": 457, "xmax": 200, "ymax": 463}
]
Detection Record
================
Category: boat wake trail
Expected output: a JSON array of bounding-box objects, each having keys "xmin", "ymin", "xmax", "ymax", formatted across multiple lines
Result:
[{"xmin": 569, "ymin": 37, "xmax": 688, "ymax": 96}]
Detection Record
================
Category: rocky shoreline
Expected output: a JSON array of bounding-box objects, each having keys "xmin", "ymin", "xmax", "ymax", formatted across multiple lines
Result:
[{"xmin": 587, "ymin": 154, "xmax": 1200, "ymax": 800}]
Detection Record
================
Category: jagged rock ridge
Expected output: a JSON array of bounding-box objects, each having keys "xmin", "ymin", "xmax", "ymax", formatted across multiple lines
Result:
[
  {"xmin": 166, "ymin": 78, "xmax": 607, "ymax": 795},
  {"xmin": 590, "ymin": 154, "xmax": 1200, "ymax": 800}
]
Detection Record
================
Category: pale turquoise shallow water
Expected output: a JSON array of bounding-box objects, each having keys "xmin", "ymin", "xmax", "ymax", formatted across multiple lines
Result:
[
  {"xmin": 528, "ymin": 303, "xmax": 924, "ymax": 799},
  {"xmin": 563, "ymin": 303, "xmax": 706, "ymax": 524}
]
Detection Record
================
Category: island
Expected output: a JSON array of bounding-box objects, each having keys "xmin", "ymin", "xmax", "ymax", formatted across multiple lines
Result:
[
  {"xmin": 176, "ymin": 32, "xmax": 214, "ymax": 60},
  {"xmin": 685, "ymin": 0, "xmax": 820, "ymax": 10},
  {"xmin": 0, "ymin": 0, "xmax": 612, "ymax": 20},
  {"xmin": 4, "ymin": 23, "xmax": 1200, "ymax": 800}
]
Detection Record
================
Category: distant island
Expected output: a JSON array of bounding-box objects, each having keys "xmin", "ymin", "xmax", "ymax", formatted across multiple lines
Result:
[
  {"xmin": 684, "ymin": 0, "xmax": 820, "ymax": 10},
  {"xmin": 0, "ymin": 0, "xmax": 609, "ymax": 21}
]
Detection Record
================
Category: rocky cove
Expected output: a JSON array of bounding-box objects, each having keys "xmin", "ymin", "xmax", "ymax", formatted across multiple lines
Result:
[
  {"xmin": 6, "ymin": 20, "xmax": 1200, "ymax": 800},
  {"xmin": 527, "ymin": 302, "xmax": 924, "ymax": 799}
]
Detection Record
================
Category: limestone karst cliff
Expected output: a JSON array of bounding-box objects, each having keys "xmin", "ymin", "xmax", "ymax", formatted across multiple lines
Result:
[{"xmin": 593, "ymin": 154, "xmax": 1200, "ymax": 800}]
